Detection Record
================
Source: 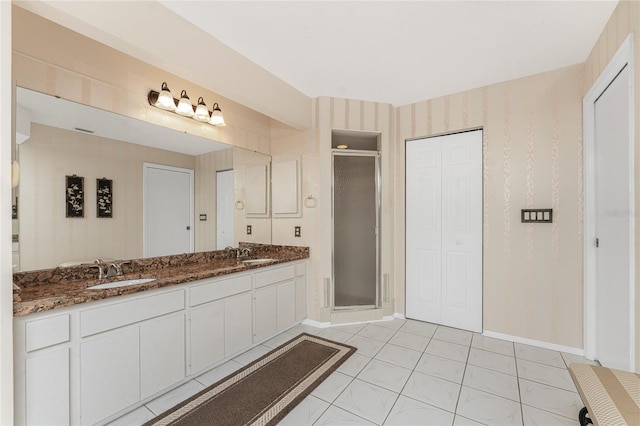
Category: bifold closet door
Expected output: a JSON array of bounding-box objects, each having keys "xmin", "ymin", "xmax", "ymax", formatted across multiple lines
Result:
[{"xmin": 406, "ymin": 130, "xmax": 482, "ymax": 333}]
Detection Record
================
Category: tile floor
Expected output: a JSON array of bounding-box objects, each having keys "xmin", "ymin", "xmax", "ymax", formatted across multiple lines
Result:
[{"xmin": 109, "ymin": 319, "xmax": 597, "ymax": 425}]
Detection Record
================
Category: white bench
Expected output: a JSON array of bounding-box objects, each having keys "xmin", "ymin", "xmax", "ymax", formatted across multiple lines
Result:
[{"xmin": 568, "ymin": 363, "xmax": 639, "ymax": 426}]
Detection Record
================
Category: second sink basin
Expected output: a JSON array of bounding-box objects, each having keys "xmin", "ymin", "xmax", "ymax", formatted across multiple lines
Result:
[
  {"xmin": 241, "ymin": 258, "xmax": 275, "ymax": 265},
  {"xmin": 87, "ymin": 278, "xmax": 156, "ymax": 290}
]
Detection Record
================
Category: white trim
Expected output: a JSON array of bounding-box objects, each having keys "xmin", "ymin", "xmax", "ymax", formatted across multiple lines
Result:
[
  {"xmin": 482, "ymin": 331, "xmax": 584, "ymax": 357},
  {"xmin": 393, "ymin": 313, "xmax": 406, "ymax": 320},
  {"xmin": 301, "ymin": 318, "xmax": 331, "ymax": 329},
  {"xmin": 142, "ymin": 162, "xmax": 195, "ymax": 257},
  {"xmin": 583, "ymin": 33, "xmax": 635, "ymax": 368}
]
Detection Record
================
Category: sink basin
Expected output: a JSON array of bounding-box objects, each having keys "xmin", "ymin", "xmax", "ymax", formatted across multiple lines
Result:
[
  {"xmin": 87, "ymin": 278, "xmax": 156, "ymax": 290},
  {"xmin": 241, "ymin": 258, "xmax": 275, "ymax": 265}
]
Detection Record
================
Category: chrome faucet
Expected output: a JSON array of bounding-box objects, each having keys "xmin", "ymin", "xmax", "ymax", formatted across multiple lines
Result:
[{"xmin": 88, "ymin": 259, "xmax": 107, "ymax": 279}]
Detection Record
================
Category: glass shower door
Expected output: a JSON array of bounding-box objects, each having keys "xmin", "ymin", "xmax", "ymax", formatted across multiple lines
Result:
[{"xmin": 333, "ymin": 152, "xmax": 379, "ymax": 308}]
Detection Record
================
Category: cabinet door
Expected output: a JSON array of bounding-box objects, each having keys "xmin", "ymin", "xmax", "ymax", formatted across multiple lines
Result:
[
  {"xmin": 253, "ymin": 286, "xmax": 277, "ymax": 342},
  {"xmin": 25, "ymin": 348, "xmax": 69, "ymax": 425},
  {"xmin": 190, "ymin": 301, "xmax": 224, "ymax": 374},
  {"xmin": 140, "ymin": 314, "xmax": 186, "ymax": 399},
  {"xmin": 277, "ymin": 280, "xmax": 296, "ymax": 332},
  {"xmin": 295, "ymin": 275, "xmax": 307, "ymax": 321},
  {"xmin": 224, "ymin": 292, "xmax": 253, "ymax": 356},
  {"xmin": 81, "ymin": 328, "xmax": 140, "ymax": 425}
]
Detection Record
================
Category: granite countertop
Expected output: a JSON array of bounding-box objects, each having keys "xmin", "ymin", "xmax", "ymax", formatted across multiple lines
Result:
[{"xmin": 13, "ymin": 244, "xmax": 309, "ymax": 317}]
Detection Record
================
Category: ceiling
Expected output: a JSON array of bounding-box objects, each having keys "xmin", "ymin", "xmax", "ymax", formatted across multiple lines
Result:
[{"xmin": 159, "ymin": 0, "xmax": 618, "ymax": 106}]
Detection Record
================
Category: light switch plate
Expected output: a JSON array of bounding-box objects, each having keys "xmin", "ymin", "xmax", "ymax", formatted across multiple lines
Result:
[{"xmin": 521, "ymin": 208, "xmax": 552, "ymax": 223}]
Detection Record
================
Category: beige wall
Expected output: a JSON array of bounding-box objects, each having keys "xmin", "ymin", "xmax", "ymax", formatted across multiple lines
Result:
[
  {"xmin": 12, "ymin": 6, "xmax": 273, "ymax": 156},
  {"xmin": 19, "ymin": 124, "xmax": 195, "ymax": 270},
  {"xmin": 395, "ymin": 64, "xmax": 585, "ymax": 349},
  {"xmin": 582, "ymin": 0, "xmax": 640, "ymax": 371}
]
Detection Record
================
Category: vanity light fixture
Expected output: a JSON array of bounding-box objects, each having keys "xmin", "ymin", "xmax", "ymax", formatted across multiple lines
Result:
[{"xmin": 147, "ymin": 82, "xmax": 226, "ymax": 126}]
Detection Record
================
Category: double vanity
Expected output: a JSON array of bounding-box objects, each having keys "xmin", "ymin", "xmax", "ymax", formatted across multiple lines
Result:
[{"xmin": 12, "ymin": 244, "xmax": 309, "ymax": 425}]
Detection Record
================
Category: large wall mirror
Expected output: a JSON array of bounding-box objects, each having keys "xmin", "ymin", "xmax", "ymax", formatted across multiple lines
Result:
[{"xmin": 13, "ymin": 87, "xmax": 272, "ymax": 272}]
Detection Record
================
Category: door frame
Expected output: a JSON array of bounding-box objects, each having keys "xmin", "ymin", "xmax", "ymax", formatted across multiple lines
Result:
[
  {"xmin": 142, "ymin": 162, "xmax": 195, "ymax": 257},
  {"xmin": 583, "ymin": 34, "xmax": 635, "ymax": 366},
  {"xmin": 331, "ymin": 149, "xmax": 381, "ymax": 310}
]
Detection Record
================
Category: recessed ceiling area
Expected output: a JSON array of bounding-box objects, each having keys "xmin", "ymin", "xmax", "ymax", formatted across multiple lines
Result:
[{"xmin": 159, "ymin": 1, "xmax": 617, "ymax": 106}]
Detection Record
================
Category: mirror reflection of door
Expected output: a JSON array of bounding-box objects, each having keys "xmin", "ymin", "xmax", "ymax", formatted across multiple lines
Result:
[
  {"xmin": 144, "ymin": 163, "xmax": 194, "ymax": 257},
  {"xmin": 216, "ymin": 169, "xmax": 234, "ymax": 249}
]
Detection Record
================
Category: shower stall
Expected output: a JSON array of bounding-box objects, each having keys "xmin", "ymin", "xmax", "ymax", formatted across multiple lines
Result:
[{"xmin": 331, "ymin": 130, "xmax": 381, "ymax": 310}]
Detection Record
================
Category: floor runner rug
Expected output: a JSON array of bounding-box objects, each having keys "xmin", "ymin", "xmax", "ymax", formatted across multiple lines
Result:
[{"xmin": 144, "ymin": 333, "xmax": 356, "ymax": 426}]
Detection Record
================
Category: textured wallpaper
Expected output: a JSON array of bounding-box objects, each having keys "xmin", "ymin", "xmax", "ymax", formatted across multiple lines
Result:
[{"xmin": 396, "ymin": 64, "xmax": 584, "ymax": 349}]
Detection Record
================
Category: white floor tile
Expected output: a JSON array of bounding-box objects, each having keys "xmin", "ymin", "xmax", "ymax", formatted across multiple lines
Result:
[
  {"xmin": 346, "ymin": 335, "xmax": 386, "ymax": 357},
  {"xmin": 521, "ymin": 405, "xmax": 577, "ymax": 426},
  {"xmin": 314, "ymin": 405, "xmax": 376, "ymax": 426},
  {"xmin": 425, "ymin": 339, "xmax": 470, "ymax": 363},
  {"xmin": 400, "ymin": 320, "xmax": 438, "ymax": 337},
  {"xmin": 357, "ymin": 324, "xmax": 398, "ymax": 342},
  {"xmin": 433, "ymin": 326, "xmax": 473, "ymax": 346},
  {"xmin": 145, "ymin": 380, "xmax": 206, "ymax": 416},
  {"xmin": 107, "ymin": 406, "xmax": 155, "ymax": 426},
  {"xmin": 560, "ymin": 352, "xmax": 599, "ymax": 368},
  {"xmin": 320, "ymin": 328, "xmax": 356, "ymax": 344},
  {"xmin": 334, "ymin": 379, "xmax": 398, "ymax": 425},
  {"xmin": 471, "ymin": 334, "xmax": 514, "ymax": 357},
  {"xmin": 456, "ymin": 387, "xmax": 523, "ymax": 426},
  {"xmin": 336, "ymin": 353, "xmax": 372, "ymax": 377},
  {"xmin": 384, "ymin": 395, "xmax": 455, "ymax": 426},
  {"xmin": 262, "ymin": 331, "xmax": 298, "ymax": 348},
  {"xmin": 374, "ymin": 318, "xmax": 406, "ymax": 330},
  {"xmin": 331, "ymin": 323, "xmax": 367, "ymax": 334},
  {"xmin": 232, "ymin": 344, "xmax": 272, "ymax": 365},
  {"xmin": 375, "ymin": 344, "xmax": 422, "ymax": 369},
  {"xmin": 279, "ymin": 395, "xmax": 330, "ymax": 426},
  {"xmin": 514, "ymin": 343, "xmax": 565, "ymax": 368},
  {"xmin": 516, "ymin": 359, "xmax": 577, "ymax": 392},
  {"xmin": 311, "ymin": 371, "xmax": 354, "ymax": 403},
  {"xmin": 357, "ymin": 359, "xmax": 412, "ymax": 393},
  {"xmin": 195, "ymin": 359, "xmax": 243, "ymax": 387},
  {"xmin": 462, "ymin": 365, "xmax": 520, "ymax": 402},
  {"xmin": 388, "ymin": 331, "xmax": 431, "ymax": 352},
  {"xmin": 468, "ymin": 348, "xmax": 517, "ymax": 376},
  {"xmin": 402, "ymin": 371, "xmax": 461, "ymax": 412},
  {"xmin": 452, "ymin": 415, "xmax": 486, "ymax": 426},
  {"xmin": 291, "ymin": 323, "xmax": 324, "ymax": 336},
  {"xmin": 519, "ymin": 379, "xmax": 584, "ymax": 420},
  {"xmin": 414, "ymin": 353, "xmax": 466, "ymax": 383}
]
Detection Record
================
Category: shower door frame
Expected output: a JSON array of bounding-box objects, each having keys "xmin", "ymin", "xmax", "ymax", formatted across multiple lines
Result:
[{"xmin": 331, "ymin": 149, "xmax": 382, "ymax": 311}]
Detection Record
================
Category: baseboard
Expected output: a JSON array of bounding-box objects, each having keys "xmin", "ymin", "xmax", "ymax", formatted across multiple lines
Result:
[
  {"xmin": 301, "ymin": 318, "xmax": 331, "ymax": 328},
  {"xmin": 482, "ymin": 330, "xmax": 584, "ymax": 356},
  {"xmin": 393, "ymin": 313, "xmax": 406, "ymax": 320}
]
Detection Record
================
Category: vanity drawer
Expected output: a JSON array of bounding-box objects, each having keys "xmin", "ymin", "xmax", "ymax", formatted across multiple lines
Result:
[
  {"xmin": 295, "ymin": 262, "xmax": 306, "ymax": 276},
  {"xmin": 80, "ymin": 290, "xmax": 185, "ymax": 337},
  {"xmin": 25, "ymin": 314, "xmax": 70, "ymax": 352},
  {"xmin": 254, "ymin": 265, "xmax": 296, "ymax": 289},
  {"xmin": 189, "ymin": 275, "xmax": 252, "ymax": 307}
]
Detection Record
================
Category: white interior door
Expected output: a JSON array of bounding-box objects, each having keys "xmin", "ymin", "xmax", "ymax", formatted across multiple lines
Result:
[
  {"xmin": 594, "ymin": 65, "xmax": 632, "ymax": 370},
  {"xmin": 216, "ymin": 170, "xmax": 234, "ymax": 249},
  {"xmin": 144, "ymin": 163, "xmax": 194, "ymax": 257},
  {"xmin": 406, "ymin": 130, "xmax": 482, "ymax": 333}
]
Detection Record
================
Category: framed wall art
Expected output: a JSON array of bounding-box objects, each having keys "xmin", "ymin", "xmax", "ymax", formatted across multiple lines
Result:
[
  {"xmin": 66, "ymin": 174, "xmax": 84, "ymax": 218},
  {"xmin": 97, "ymin": 178, "xmax": 113, "ymax": 218}
]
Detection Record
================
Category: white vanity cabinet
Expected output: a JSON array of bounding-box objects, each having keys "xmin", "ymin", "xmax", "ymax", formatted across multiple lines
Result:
[
  {"xmin": 14, "ymin": 313, "xmax": 71, "ymax": 426},
  {"xmin": 253, "ymin": 264, "xmax": 297, "ymax": 342},
  {"xmin": 14, "ymin": 259, "xmax": 307, "ymax": 425}
]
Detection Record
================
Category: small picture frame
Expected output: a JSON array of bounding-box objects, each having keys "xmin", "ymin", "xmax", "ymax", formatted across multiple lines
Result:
[
  {"xmin": 66, "ymin": 175, "xmax": 84, "ymax": 218},
  {"xmin": 97, "ymin": 178, "xmax": 113, "ymax": 218}
]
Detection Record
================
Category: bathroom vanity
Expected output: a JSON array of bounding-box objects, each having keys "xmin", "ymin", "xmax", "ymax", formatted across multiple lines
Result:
[{"xmin": 13, "ymin": 246, "xmax": 308, "ymax": 425}]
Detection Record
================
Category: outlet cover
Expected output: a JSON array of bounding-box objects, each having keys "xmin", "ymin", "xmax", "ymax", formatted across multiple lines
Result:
[
  {"xmin": 247, "ymin": 225, "xmax": 252, "ymax": 235},
  {"xmin": 295, "ymin": 226, "xmax": 301, "ymax": 237}
]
